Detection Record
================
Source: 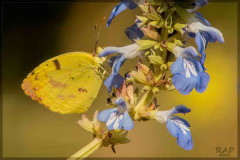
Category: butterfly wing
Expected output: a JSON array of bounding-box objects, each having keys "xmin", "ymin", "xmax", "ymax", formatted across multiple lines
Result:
[{"xmin": 22, "ymin": 52, "xmax": 103, "ymax": 114}]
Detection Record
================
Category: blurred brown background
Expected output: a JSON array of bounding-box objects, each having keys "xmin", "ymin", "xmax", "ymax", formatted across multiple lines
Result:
[{"xmin": 2, "ymin": 1, "xmax": 238, "ymax": 158}]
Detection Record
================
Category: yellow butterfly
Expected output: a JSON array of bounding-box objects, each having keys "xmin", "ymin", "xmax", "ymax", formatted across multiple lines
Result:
[{"xmin": 21, "ymin": 52, "xmax": 105, "ymax": 114}]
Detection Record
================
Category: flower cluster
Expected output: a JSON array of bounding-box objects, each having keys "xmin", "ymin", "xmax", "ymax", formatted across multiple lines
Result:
[{"xmin": 72, "ymin": 0, "xmax": 223, "ymax": 158}]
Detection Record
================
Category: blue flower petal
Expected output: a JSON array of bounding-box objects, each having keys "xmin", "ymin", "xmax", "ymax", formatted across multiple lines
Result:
[
  {"xmin": 195, "ymin": 0, "xmax": 208, "ymax": 8},
  {"xmin": 125, "ymin": 23, "xmax": 144, "ymax": 40},
  {"xmin": 109, "ymin": 55, "xmax": 119, "ymax": 67},
  {"xmin": 200, "ymin": 53, "xmax": 206, "ymax": 65},
  {"xmin": 99, "ymin": 98, "xmax": 134, "ymax": 130},
  {"xmin": 104, "ymin": 74, "xmax": 124, "ymax": 92},
  {"xmin": 99, "ymin": 47, "xmax": 118, "ymax": 57},
  {"xmin": 122, "ymin": 111, "xmax": 134, "ymax": 130},
  {"xmin": 172, "ymin": 105, "xmax": 191, "ymax": 114},
  {"xmin": 166, "ymin": 116, "xmax": 193, "ymax": 150},
  {"xmin": 177, "ymin": 131, "xmax": 193, "ymax": 150},
  {"xmin": 107, "ymin": 0, "xmax": 138, "ymax": 27},
  {"xmin": 183, "ymin": 47, "xmax": 199, "ymax": 58},
  {"xmin": 200, "ymin": 29, "xmax": 224, "ymax": 43},
  {"xmin": 171, "ymin": 57, "xmax": 185, "ymax": 75},
  {"xmin": 195, "ymin": 12, "xmax": 211, "ymax": 26},
  {"xmin": 188, "ymin": 32, "xmax": 196, "ymax": 38},
  {"xmin": 104, "ymin": 74, "xmax": 115, "ymax": 92},
  {"xmin": 105, "ymin": 111, "xmax": 134, "ymax": 130},
  {"xmin": 171, "ymin": 57, "xmax": 199, "ymax": 95},
  {"xmin": 170, "ymin": 115, "xmax": 191, "ymax": 128},
  {"xmin": 115, "ymin": 98, "xmax": 128, "ymax": 109},
  {"xmin": 106, "ymin": 112, "xmax": 122, "ymax": 130},
  {"xmin": 172, "ymin": 74, "xmax": 197, "ymax": 95},
  {"xmin": 166, "ymin": 118, "xmax": 179, "ymax": 137},
  {"xmin": 98, "ymin": 108, "xmax": 118, "ymax": 122},
  {"xmin": 113, "ymin": 54, "xmax": 126, "ymax": 75},
  {"xmin": 171, "ymin": 55, "xmax": 209, "ymax": 95},
  {"xmin": 189, "ymin": 57, "xmax": 204, "ymax": 72},
  {"xmin": 107, "ymin": 3, "xmax": 128, "ymax": 27},
  {"xmin": 195, "ymin": 32, "xmax": 207, "ymax": 54},
  {"xmin": 194, "ymin": 32, "xmax": 207, "ymax": 63},
  {"xmin": 127, "ymin": 0, "xmax": 138, "ymax": 9},
  {"xmin": 195, "ymin": 72, "xmax": 210, "ymax": 93}
]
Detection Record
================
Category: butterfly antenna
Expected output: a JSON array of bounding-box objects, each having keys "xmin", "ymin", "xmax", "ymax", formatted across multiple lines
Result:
[{"xmin": 94, "ymin": 16, "xmax": 106, "ymax": 55}]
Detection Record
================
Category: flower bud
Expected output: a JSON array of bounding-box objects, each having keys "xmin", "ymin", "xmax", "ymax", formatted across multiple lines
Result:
[
  {"xmin": 160, "ymin": 64, "xmax": 168, "ymax": 71},
  {"xmin": 152, "ymin": 87, "xmax": 160, "ymax": 94},
  {"xmin": 142, "ymin": 85, "xmax": 152, "ymax": 92}
]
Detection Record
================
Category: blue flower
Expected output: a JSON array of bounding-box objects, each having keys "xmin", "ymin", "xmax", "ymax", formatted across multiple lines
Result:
[
  {"xmin": 125, "ymin": 23, "xmax": 144, "ymax": 41},
  {"xmin": 107, "ymin": 0, "xmax": 138, "ymax": 27},
  {"xmin": 187, "ymin": 20, "xmax": 224, "ymax": 63},
  {"xmin": 195, "ymin": 0, "xmax": 208, "ymax": 8},
  {"xmin": 98, "ymin": 97, "xmax": 134, "ymax": 130},
  {"xmin": 104, "ymin": 74, "xmax": 125, "ymax": 93},
  {"xmin": 195, "ymin": 12, "xmax": 211, "ymax": 26},
  {"xmin": 99, "ymin": 43, "xmax": 143, "ymax": 92},
  {"xmin": 187, "ymin": 0, "xmax": 208, "ymax": 13},
  {"xmin": 171, "ymin": 46, "xmax": 210, "ymax": 95},
  {"xmin": 155, "ymin": 105, "xmax": 193, "ymax": 150},
  {"xmin": 167, "ymin": 116, "xmax": 193, "ymax": 150}
]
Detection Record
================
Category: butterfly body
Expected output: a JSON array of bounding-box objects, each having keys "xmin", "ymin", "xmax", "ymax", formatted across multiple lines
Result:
[{"xmin": 22, "ymin": 52, "xmax": 104, "ymax": 114}]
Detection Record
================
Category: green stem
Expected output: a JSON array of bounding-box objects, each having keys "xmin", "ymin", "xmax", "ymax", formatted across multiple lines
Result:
[
  {"xmin": 67, "ymin": 138, "xmax": 102, "ymax": 160},
  {"xmin": 134, "ymin": 91, "xmax": 154, "ymax": 117},
  {"xmin": 161, "ymin": 23, "xmax": 169, "ymax": 63}
]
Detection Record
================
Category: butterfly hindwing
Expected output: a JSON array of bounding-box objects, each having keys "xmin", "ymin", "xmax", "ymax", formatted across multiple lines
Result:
[{"xmin": 22, "ymin": 52, "xmax": 102, "ymax": 114}]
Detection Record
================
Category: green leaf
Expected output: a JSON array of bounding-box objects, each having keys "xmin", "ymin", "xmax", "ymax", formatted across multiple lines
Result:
[
  {"xmin": 167, "ymin": 27, "xmax": 174, "ymax": 34},
  {"xmin": 148, "ymin": 55, "xmax": 164, "ymax": 65},
  {"xmin": 145, "ymin": 51, "xmax": 151, "ymax": 56},
  {"xmin": 136, "ymin": 40, "xmax": 158, "ymax": 50},
  {"xmin": 130, "ymin": 70, "xmax": 147, "ymax": 84},
  {"xmin": 149, "ymin": 20, "xmax": 164, "ymax": 28},
  {"xmin": 157, "ymin": 2, "xmax": 168, "ymax": 13},
  {"xmin": 165, "ymin": 12, "xmax": 172, "ymax": 28},
  {"xmin": 174, "ymin": 23, "xmax": 187, "ymax": 34},
  {"xmin": 148, "ymin": 0, "xmax": 162, "ymax": 6},
  {"xmin": 143, "ymin": 13, "xmax": 160, "ymax": 21},
  {"xmin": 160, "ymin": 46, "xmax": 164, "ymax": 51},
  {"xmin": 139, "ymin": 5, "xmax": 149, "ymax": 13},
  {"xmin": 136, "ymin": 16, "xmax": 148, "ymax": 23},
  {"xmin": 175, "ymin": 6, "xmax": 194, "ymax": 22},
  {"xmin": 154, "ymin": 43, "xmax": 160, "ymax": 49},
  {"xmin": 160, "ymin": 64, "xmax": 168, "ymax": 71}
]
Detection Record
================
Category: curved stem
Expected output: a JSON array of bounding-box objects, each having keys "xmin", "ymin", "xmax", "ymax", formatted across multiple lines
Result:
[
  {"xmin": 161, "ymin": 19, "xmax": 169, "ymax": 62},
  {"xmin": 134, "ymin": 91, "xmax": 154, "ymax": 119},
  {"xmin": 67, "ymin": 138, "xmax": 102, "ymax": 160}
]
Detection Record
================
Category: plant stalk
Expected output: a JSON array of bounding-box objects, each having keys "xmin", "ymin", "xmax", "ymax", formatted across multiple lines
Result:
[
  {"xmin": 67, "ymin": 138, "xmax": 102, "ymax": 160},
  {"xmin": 134, "ymin": 91, "xmax": 154, "ymax": 118}
]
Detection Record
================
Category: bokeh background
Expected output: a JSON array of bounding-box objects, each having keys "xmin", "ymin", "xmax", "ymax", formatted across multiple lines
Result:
[{"xmin": 2, "ymin": 1, "xmax": 238, "ymax": 158}]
